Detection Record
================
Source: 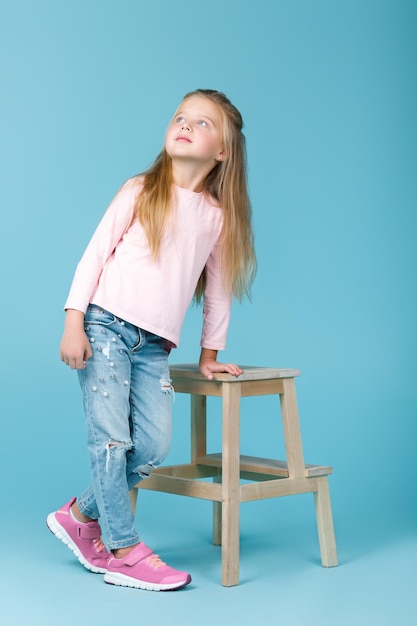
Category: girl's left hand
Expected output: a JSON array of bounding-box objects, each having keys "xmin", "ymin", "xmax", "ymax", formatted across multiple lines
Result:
[{"xmin": 199, "ymin": 359, "xmax": 243, "ymax": 380}]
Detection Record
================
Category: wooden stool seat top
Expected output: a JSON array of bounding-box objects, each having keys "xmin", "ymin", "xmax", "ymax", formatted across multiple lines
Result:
[{"xmin": 170, "ymin": 364, "xmax": 300, "ymax": 382}]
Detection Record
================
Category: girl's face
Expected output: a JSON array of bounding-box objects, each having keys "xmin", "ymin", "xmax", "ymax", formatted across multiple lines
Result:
[{"xmin": 165, "ymin": 96, "xmax": 226, "ymax": 167}]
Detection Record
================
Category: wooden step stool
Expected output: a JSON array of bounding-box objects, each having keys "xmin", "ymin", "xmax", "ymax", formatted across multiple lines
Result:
[{"xmin": 131, "ymin": 364, "xmax": 338, "ymax": 586}]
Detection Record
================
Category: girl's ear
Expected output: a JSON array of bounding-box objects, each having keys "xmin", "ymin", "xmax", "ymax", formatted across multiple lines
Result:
[{"xmin": 216, "ymin": 149, "xmax": 228, "ymax": 162}]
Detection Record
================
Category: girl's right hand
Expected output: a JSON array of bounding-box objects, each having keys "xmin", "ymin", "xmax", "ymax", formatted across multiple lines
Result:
[{"xmin": 59, "ymin": 309, "xmax": 93, "ymax": 370}]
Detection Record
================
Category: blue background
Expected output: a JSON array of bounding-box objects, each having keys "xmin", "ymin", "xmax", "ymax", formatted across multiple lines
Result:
[{"xmin": 1, "ymin": 1, "xmax": 416, "ymax": 624}]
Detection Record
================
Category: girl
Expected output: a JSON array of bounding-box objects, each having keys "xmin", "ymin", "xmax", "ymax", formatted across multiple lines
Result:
[{"xmin": 47, "ymin": 89, "xmax": 256, "ymax": 591}]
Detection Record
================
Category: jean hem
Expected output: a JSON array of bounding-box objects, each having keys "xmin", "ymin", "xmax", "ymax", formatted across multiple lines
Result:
[
  {"xmin": 107, "ymin": 536, "xmax": 141, "ymax": 551},
  {"xmin": 77, "ymin": 499, "xmax": 99, "ymax": 521}
]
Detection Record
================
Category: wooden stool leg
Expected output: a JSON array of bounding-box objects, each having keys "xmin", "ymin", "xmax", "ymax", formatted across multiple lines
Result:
[
  {"xmin": 191, "ymin": 394, "xmax": 207, "ymax": 462},
  {"xmin": 129, "ymin": 488, "xmax": 138, "ymax": 515},
  {"xmin": 280, "ymin": 378, "xmax": 305, "ymax": 478},
  {"xmin": 213, "ymin": 470, "xmax": 222, "ymax": 546},
  {"xmin": 221, "ymin": 382, "xmax": 241, "ymax": 586},
  {"xmin": 314, "ymin": 476, "xmax": 338, "ymax": 567}
]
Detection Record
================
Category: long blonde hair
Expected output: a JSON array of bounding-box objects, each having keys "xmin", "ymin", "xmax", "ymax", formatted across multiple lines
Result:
[{"xmin": 134, "ymin": 89, "xmax": 256, "ymax": 302}]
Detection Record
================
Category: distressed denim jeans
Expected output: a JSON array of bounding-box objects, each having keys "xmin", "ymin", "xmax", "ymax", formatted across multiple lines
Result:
[{"xmin": 76, "ymin": 305, "xmax": 173, "ymax": 549}]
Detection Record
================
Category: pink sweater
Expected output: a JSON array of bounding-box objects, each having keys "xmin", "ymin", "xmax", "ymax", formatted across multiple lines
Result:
[{"xmin": 64, "ymin": 177, "xmax": 232, "ymax": 349}]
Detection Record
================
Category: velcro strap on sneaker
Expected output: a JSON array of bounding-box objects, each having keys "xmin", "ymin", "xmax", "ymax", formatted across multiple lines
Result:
[
  {"xmin": 124, "ymin": 544, "xmax": 154, "ymax": 566},
  {"xmin": 78, "ymin": 524, "xmax": 100, "ymax": 540}
]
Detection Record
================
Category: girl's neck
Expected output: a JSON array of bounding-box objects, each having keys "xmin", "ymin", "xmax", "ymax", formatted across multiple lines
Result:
[{"xmin": 171, "ymin": 162, "xmax": 213, "ymax": 193}]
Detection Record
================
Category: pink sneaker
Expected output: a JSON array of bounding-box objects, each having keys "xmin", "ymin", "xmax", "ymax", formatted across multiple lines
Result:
[
  {"xmin": 104, "ymin": 542, "xmax": 192, "ymax": 591},
  {"xmin": 46, "ymin": 497, "xmax": 110, "ymax": 574}
]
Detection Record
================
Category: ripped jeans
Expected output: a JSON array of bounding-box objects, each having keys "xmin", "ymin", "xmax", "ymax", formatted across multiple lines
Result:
[{"xmin": 76, "ymin": 305, "xmax": 173, "ymax": 550}]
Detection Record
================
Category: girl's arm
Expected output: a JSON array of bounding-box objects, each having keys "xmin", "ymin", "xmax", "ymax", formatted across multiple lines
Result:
[
  {"xmin": 199, "ymin": 348, "xmax": 243, "ymax": 379},
  {"xmin": 199, "ymin": 238, "xmax": 242, "ymax": 379},
  {"xmin": 64, "ymin": 178, "xmax": 140, "ymax": 313},
  {"xmin": 60, "ymin": 179, "xmax": 141, "ymax": 370}
]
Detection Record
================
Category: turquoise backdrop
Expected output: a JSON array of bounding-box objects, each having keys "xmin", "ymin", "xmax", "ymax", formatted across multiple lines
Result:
[{"xmin": 1, "ymin": 1, "xmax": 416, "ymax": 624}]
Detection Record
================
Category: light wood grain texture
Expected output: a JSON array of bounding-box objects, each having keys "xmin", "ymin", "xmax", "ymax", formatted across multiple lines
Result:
[
  {"xmin": 131, "ymin": 364, "xmax": 338, "ymax": 586},
  {"xmin": 314, "ymin": 477, "xmax": 338, "ymax": 567},
  {"xmin": 191, "ymin": 394, "xmax": 206, "ymax": 462}
]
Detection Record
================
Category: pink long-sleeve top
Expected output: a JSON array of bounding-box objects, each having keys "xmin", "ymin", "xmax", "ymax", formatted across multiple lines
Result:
[{"xmin": 64, "ymin": 177, "xmax": 232, "ymax": 349}]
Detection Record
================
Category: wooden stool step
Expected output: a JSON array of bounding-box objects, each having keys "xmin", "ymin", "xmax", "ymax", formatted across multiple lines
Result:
[{"xmin": 196, "ymin": 453, "xmax": 334, "ymax": 478}]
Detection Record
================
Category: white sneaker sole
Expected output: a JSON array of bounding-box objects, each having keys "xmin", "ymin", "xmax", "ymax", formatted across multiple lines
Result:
[
  {"xmin": 46, "ymin": 512, "xmax": 107, "ymax": 574},
  {"xmin": 103, "ymin": 571, "xmax": 191, "ymax": 591}
]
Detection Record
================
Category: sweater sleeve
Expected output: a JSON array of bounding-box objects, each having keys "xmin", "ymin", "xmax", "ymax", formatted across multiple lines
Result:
[
  {"xmin": 200, "ymin": 239, "xmax": 232, "ymax": 350},
  {"xmin": 64, "ymin": 178, "xmax": 141, "ymax": 313}
]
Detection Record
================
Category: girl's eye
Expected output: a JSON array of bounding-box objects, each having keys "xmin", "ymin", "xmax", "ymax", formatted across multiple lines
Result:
[
  {"xmin": 176, "ymin": 116, "xmax": 185, "ymax": 123},
  {"xmin": 198, "ymin": 120, "xmax": 208, "ymax": 127}
]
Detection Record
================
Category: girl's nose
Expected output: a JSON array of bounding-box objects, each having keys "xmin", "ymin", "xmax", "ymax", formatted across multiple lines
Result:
[{"xmin": 181, "ymin": 122, "xmax": 191, "ymax": 131}]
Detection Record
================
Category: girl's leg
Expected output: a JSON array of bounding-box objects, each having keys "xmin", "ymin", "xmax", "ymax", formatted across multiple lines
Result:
[
  {"xmin": 125, "ymin": 329, "xmax": 173, "ymax": 491},
  {"xmin": 76, "ymin": 306, "xmax": 140, "ymax": 550},
  {"xmin": 50, "ymin": 307, "xmax": 189, "ymax": 588}
]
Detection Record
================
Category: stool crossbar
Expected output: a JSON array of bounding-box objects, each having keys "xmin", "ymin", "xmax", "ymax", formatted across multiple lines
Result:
[{"xmin": 131, "ymin": 364, "xmax": 338, "ymax": 586}]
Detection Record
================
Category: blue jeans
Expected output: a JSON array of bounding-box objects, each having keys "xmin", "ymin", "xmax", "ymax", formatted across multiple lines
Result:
[{"xmin": 76, "ymin": 305, "xmax": 173, "ymax": 550}]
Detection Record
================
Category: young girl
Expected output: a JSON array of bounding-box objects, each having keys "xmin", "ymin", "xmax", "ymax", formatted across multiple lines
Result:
[{"xmin": 47, "ymin": 89, "xmax": 256, "ymax": 591}]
